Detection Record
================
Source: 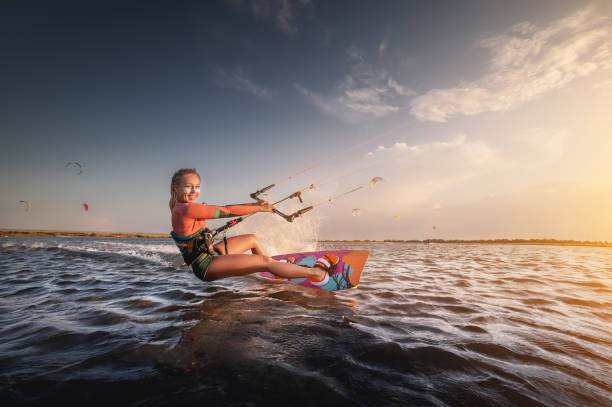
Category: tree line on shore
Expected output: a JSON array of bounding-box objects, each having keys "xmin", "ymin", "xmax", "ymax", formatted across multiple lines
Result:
[
  {"xmin": 0, "ymin": 229, "xmax": 168, "ymax": 239},
  {"xmin": 320, "ymin": 238, "xmax": 611, "ymax": 247},
  {"xmin": 2, "ymin": 230, "xmax": 610, "ymax": 247}
]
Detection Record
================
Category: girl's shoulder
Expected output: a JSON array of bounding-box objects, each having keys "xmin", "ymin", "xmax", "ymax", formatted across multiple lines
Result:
[
  {"xmin": 172, "ymin": 201, "xmax": 189, "ymax": 214},
  {"xmin": 172, "ymin": 201, "xmax": 212, "ymax": 216}
]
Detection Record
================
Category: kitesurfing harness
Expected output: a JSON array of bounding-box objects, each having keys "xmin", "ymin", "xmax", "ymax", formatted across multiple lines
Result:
[{"xmin": 170, "ymin": 228, "xmax": 228, "ymax": 265}]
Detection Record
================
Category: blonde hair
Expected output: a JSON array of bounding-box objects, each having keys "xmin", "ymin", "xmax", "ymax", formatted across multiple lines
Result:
[{"xmin": 169, "ymin": 168, "xmax": 200, "ymax": 210}]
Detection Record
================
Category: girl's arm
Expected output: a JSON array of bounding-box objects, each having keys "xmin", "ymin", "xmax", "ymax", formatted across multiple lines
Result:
[{"xmin": 182, "ymin": 202, "xmax": 272, "ymax": 219}]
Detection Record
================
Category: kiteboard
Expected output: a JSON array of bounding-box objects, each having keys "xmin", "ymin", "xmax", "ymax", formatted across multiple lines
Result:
[{"xmin": 259, "ymin": 250, "xmax": 369, "ymax": 291}]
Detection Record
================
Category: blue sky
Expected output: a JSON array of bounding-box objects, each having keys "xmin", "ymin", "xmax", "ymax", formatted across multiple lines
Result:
[{"xmin": 2, "ymin": 0, "xmax": 612, "ymax": 241}]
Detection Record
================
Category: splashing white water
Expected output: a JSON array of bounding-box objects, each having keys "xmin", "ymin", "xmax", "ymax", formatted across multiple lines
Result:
[{"xmin": 219, "ymin": 204, "xmax": 321, "ymax": 255}]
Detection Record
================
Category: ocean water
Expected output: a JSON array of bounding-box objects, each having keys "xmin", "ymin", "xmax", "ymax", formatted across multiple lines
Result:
[{"xmin": 0, "ymin": 236, "xmax": 610, "ymax": 406}]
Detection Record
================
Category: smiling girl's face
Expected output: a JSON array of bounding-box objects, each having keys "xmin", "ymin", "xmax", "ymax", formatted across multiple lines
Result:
[{"xmin": 175, "ymin": 173, "xmax": 200, "ymax": 203}]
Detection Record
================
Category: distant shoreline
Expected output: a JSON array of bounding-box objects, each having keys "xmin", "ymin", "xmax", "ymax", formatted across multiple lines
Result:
[
  {"xmin": 0, "ymin": 229, "xmax": 170, "ymax": 239},
  {"xmin": 319, "ymin": 239, "xmax": 612, "ymax": 248},
  {"xmin": 1, "ymin": 229, "xmax": 610, "ymax": 248}
]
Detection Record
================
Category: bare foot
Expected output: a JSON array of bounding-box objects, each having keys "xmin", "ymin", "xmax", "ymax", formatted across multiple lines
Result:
[
  {"xmin": 310, "ymin": 254, "xmax": 339, "ymax": 283},
  {"xmin": 312, "ymin": 266, "xmax": 327, "ymax": 281}
]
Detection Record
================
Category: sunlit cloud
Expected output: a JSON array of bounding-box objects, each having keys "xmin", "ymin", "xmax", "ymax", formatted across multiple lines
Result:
[
  {"xmin": 318, "ymin": 135, "xmax": 498, "ymax": 205},
  {"xmin": 354, "ymin": 134, "xmax": 499, "ymax": 213},
  {"xmin": 216, "ymin": 67, "xmax": 274, "ymax": 97},
  {"xmin": 594, "ymin": 78, "xmax": 612, "ymax": 89},
  {"xmin": 305, "ymin": 134, "xmax": 502, "ymax": 237},
  {"xmin": 368, "ymin": 142, "xmax": 421, "ymax": 155},
  {"xmin": 511, "ymin": 127, "xmax": 568, "ymax": 161},
  {"xmin": 367, "ymin": 134, "xmax": 496, "ymax": 166},
  {"xmin": 410, "ymin": 5, "xmax": 612, "ymax": 122}
]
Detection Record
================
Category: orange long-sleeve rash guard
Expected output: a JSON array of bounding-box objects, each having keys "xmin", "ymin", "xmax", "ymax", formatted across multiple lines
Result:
[{"xmin": 171, "ymin": 202, "xmax": 261, "ymax": 236}]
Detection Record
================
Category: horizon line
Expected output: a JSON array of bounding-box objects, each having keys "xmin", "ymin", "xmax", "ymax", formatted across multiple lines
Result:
[{"xmin": 1, "ymin": 229, "xmax": 610, "ymax": 247}]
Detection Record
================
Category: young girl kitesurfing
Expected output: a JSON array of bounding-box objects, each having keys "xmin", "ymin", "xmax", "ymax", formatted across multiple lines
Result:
[{"xmin": 169, "ymin": 168, "xmax": 339, "ymax": 283}]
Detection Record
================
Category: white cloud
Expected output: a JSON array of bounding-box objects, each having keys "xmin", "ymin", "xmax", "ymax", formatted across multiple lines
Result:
[
  {"xmin": 216, "ymin": 67, "xmax": 273, "ymax": 97},
  {"xmin": 276, "ymin": 0, "xmax": 299, "ymax": 34},
  {"xmin": 387, "ymin": 77, "xmax": 416, "ymax": 96},
  {"xmin": 296, "ymin": 52, "xmax": 414, "ymax": 122},
  {"xmin": 371, "ymin": 142, "xmax": 421, "ymax": 154},
  {"xmin": 378, "ymin": 39, "xmax": 388, "ymax": 56},
  {"xmin": 346, "ymin": 45, "xmax": 366, "ymax": 62},
  {"xmin": 295, "ymin": 83, "xmax": 347, "ymax": 118},
  {"xmin": 296, "ymin": 74, "xmax": 403, "ymax": 121},
  {"xmin": 367, "ymin": 134, "xmax": 497, "ymax": 168},
  {"xmin": 410, "ymin": 5, "xmax": 612, "ymax": 122},
  {"xmin": 248, "ymin": 0, "xmax": 312, "ymax": 34}
]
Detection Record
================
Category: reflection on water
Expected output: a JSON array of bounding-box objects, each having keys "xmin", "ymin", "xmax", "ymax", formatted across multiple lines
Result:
[{"xmin": 0, "ymin": 237, "xmax": 610, "ymax": 406}]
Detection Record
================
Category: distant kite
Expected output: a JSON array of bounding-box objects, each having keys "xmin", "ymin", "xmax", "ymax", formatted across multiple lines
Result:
[
  {"xmin": 433, "ymin": 226, "xmax": 436, "ymax": 230},
  {"xmin": 83, "ymin": 203, "xmax": 89, "ymax": 211},
  {"xmin": 394, "ymin": 215, "xmax": 400, "ymax": 222},
  {"xmin": 351, "ymin": 208, "xmax": 361, "ymax": 217},
  {"xmin": 65, "ymin": 161, "xmax": 84, "ymax": 175},
  {"xmin": 370, "ymin": 177, "xmax": 385, "ymax": 189},
  {"xmin": 19, "ymin": 200, "xmax": 31, "ymax": 212}
]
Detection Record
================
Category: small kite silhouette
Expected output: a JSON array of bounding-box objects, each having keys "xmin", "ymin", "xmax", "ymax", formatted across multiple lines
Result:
[
  {"xmin": 65, "ymin": 161, "xmax": 84, "ymax": 175},
  {"xmin": 394, "ymin": 215, "xmax": 400, "ymax": 222},
  {"xmin": 351, "ymin": 208, "xmax": 361, "ymax": 217},
  {"xmin": 370, "ymin": 177, "xmax": 385, "ymax": 189},
  {"xmin": 19, "ymin": 200, "xmax": 31, "ymax": 212},
  {"xmin": 83, "ymin": 203, "xmax": 89, "ymax": 211}
]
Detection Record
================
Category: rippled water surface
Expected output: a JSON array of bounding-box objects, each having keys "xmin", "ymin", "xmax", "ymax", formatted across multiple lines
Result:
[{"xmin": 1, "ymin": 236, "xmax": 611, "ymax": 406}]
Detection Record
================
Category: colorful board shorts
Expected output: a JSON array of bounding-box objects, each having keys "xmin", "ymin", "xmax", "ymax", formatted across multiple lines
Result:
[{"xmin": 191, "ymin": 252, "xmax": 215, "ymax": 281}]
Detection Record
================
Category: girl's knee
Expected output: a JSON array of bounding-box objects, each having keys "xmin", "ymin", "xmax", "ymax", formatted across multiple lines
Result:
[{"xmin": 260, "ymin": 255, "xmax": 274, "ymax": 271}]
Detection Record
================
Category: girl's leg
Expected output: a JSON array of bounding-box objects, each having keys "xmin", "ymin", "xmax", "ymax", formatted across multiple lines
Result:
[
  {"xmin": 205, "ymin": 254, "xmax": 325, "ymax": 282},
  {"xmin": 213, "ymin": 234, "xmax": 266, "ymax": 255}
]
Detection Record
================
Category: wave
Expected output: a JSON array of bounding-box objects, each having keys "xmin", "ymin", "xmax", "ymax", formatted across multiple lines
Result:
[{"xmin": 1, "ymin": 237, "xmax": 179, "ymax": 267}]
